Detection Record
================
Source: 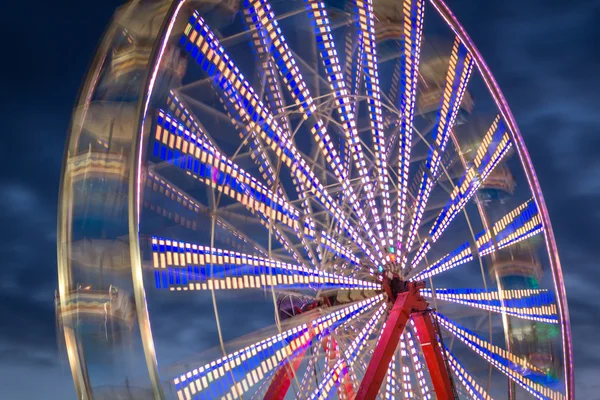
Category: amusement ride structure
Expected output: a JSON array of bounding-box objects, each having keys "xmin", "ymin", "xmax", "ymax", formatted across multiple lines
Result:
[{"xmin": 56, "ymin": 0, "xmax": 573, "ymax": 398}]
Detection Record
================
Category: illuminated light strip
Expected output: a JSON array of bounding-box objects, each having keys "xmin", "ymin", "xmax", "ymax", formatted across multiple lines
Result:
[
  {"xmin": 491, "ymin": 199, "xmax": 531, "ymax": 237},
  {"xmin": 151, "ymin": 238, "xmax": 380, "ymax": 292},
  {"xmin": 215, "ymin": 88, "xmax": 284, "ymax": 198},
  {"xmin": 412, "ymin": 200, "xmax": 544, "ymax": 280},
  {"xmin": 421, "ymin": 288, "xmax": 558, "ymax": 324},
  {"xmin": 167, "ymin": 89, "xmax": 282, "ymax": 204},
  {"xmin": 436, "ymin": 313, "xmax": 564, "ymax": 400},
  {"xmin": 245, "ymin": 0, "xmax": 383, "ymax": 258},
  {"xmin": 401, "ymin": 38, "xmax": 473, "ymax": 270},
  {"xmin": 410, "ymin": 118, "xmax": 512, "ymax": 269},
  {"xmin": 383, "ymin": 50, "xmax": 405, "ymax": 159},
  {"xmin": 411, "ymin": 242, "xmax": 473, "ymax": 281},
  {"xmin": 319, "ymin": 231, "xmax": 361, "ymax": 266},
  {"xmin": 495, "ymin": 201, "xmax": 542, "ymax": 249},
  {"xmin": 156, "ymin": 125, "xmax": 306, "ymax": 268},
  {"xmin": 174, "ymin": 295, "xmax": 384, "ymax": 399},
  {"xmin": 181, "ymin": 13, "xmax": 379, "ymax": 265},
  {"xmin": 384, "ymin": 354, "xmax": 400, "ymax": 399},
  {"xmin": 410, "ymin": 239, "xmax": 431, "ymax": 270},
  {"xmin": 168, "ymin": 90, "xmax": 292, "ymax": 210},
  {"xmin": 406, "ymin": 324, "xmax": 432, "ymax": 400},
  {"xmin": 344, "ymin": 0, "xmax": 364, "ymax": 120},
  {"xmin": 400, "ymin": 333, "xmax": 414, "ymax": 399},
  {"xmin": 353, "ymin": 0, "xmax": 394, "ymax": 246},
  {"xmin": 394, "ymin": 0, "xmax": 425, "ymax": 253},
  {"xmin": 323, "ymin": 337, "xmax": 354, "ymax": 400},
  {"xmin": 166, "ymin": 91, "xmax": 204, "ymax": 137},
  {"xmin": 428, "ymin": 117, "xmax": 510, "ymax": 242},
  {"xmin": 214, "ymin": 78, "xmax": 318, "ymax": 268},
  {"xmin": 431, "ymin": 38, "xmax": 474, "ymax": 150},
  {"xmin": 154, "ymin": 110, "xmax": 312, "ymax": 238},
  {"xmin": 175, "ymin": 328, "xmax": 306, "ymax": 400},
  {"xmin": 241, "ymin": 10, "xmax": 319, "ymax": 269},
  {"xmin": 165, "ymin": 93, "xmax": 312, "ymax": 266},
  {"xmin": 242, "ymin": 9, "xmax": 292, "ymax": 134},
  {"xmin": 305, "ymin": 0, "xmax": 384, "ymax": 244},
  {"xmin": 245, "ymin": 0, "xmax": 314, "ymax": 116},
  {"xmin": 444, "ymin": 347, "xmax": 492, "ymax": 400},
  {"xmin": 479, "ymin": 199, "xmax": 541, "ymax": 256},
  {"xmin": 309, "ymin": 302, "xmax": 387, "ymax": 400}
]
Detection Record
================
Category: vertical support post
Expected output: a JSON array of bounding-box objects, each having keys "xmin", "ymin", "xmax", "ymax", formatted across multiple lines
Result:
[
  {"xmin": 355, "ymin": 293, "xmax": 415, "ymax": 400},
  {"xmin": 411, "ymin": 312, "xmax": 455, "ymax": 400}
]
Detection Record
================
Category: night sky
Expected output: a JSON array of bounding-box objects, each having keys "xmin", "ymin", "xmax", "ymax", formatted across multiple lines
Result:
[{"xmin": 1, "ymin": 0, "xmax": 599, "ymax": 398}]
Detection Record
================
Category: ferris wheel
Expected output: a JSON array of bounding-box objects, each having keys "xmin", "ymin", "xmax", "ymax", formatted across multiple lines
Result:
[{"xmin": 56, "ymin": 0, "xmax": 573, "ymax": 399}]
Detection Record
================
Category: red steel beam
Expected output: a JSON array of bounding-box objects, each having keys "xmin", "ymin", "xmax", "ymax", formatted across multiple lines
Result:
[
  {"xmin": 355, "ymin": 292, "xmax": 415, "ymax": 399},
  {"xmin": 412, "ymin": 312, "xmax": 455, "ymax": 400}
]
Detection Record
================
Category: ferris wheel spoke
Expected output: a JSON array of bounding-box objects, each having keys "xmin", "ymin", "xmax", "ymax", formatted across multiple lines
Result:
[
  {"xmin": 352, "ymin": 0, "xmax": 395, "ymax": 246},
  {"xmin": 408, "ymin": 116, "xmax": 512, "ymax": 270},
  {"xmin": 236, "ymin": 45, "xmax": 322, "ymax": 270},
  {"xmin": 181, "ymin": 13, "xmax": 383, "ymax": 264},
  {"xmin": 305, "ymin": 0, "xmax": 385, "ymax": 244},
  {"xmin": 154, "ymin": 109, "xmax": 313, "ymax": 238},
  {"xmin": 244, "ymin": 0, "xmax": 384, "ymax": 256},
  {"xmin": 398, "ymin": 334, "xmax": 416, "ymax": 399},
  {"xmin": 150, "ymin": 238, "xmax": 380, "ymax": 292},
  {"xmin": 167, "ymin": 91, "xmax": 316, "ymax": 268},
  {"xmin": 443, "ymin": 347, "xmax": 493, "ymax": 400},
  {"xmin": 211, "ymin": 79, "xmax": 320, "ymax": 268},
  {"xmin": 410, "ymin": 199, "xmax": 543, "ymax": 281},
  {"xmin": 309, "ymin": 302, "xmax": 387, "ymax": 399},
  {"xmin": 422, "ymin": 288, "xmax": 558, "ymax": 324},
  {"xmin": 405, "ymin": 323, "xmax": 433, "ymax": 400},
  {"xmin": 172, "ymin": 295, "xmax": 384, "ymax": 400},
  {"xmin": 168, "ymin": 90, "xmax": 292, "ymax": 219},
  {"xmin": 401, "ymin": 37, "xmax": 474, "ymax": 271},
  {"xmin": 434, "ymin": 312, "xmax": 564, "ymax": 400},
  {"xmin": 145, "ymin": 171, "xmax": 270, "ymax": 257},
  {"xmin": 319, "ymin": 231, "xmax": 361, "ymax": 267},
  {"xmin": 388, "ymin": 0, "xmax": 426, "ymax": 255},
  {"xmin": 152, "ymin": 113, "xmax": 307, "ymax": 267},
  {"xmin": 344, "ymin": 1, "xmax": 363, "ymax": 121},
  {"xmin": 475, "ymin": 199, "xmax": 541, "ymax": 257},
  {"xmin": 242, "ymin": 9, "xmax": 292, "ymax": 135}
]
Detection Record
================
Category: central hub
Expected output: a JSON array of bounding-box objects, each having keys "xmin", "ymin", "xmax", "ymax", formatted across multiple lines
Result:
[{"xmin": 381, "ymin": 271, "xmax": 427, "ymax": 307}]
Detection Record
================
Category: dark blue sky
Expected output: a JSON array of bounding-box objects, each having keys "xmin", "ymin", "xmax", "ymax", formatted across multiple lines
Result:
[{"xmin": 1, "ymin": 0, "xmax": 599, "ymax": 398}]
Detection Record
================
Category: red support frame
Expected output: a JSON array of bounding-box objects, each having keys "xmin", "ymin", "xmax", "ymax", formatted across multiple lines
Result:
[
  {"xmin": 356, "ymin": 280, "xmax": 455, "ymax": 400},
  {"xmin": 355, "ymin": 292, "xmax": 415, "ymax": 399},
  {"xmin": 266, "ymin": 279, "xmax": 456, "ymax": 400},
  {"xmin": 412, "ymin": 311, "xmax": 455, "ymax": 400}
]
